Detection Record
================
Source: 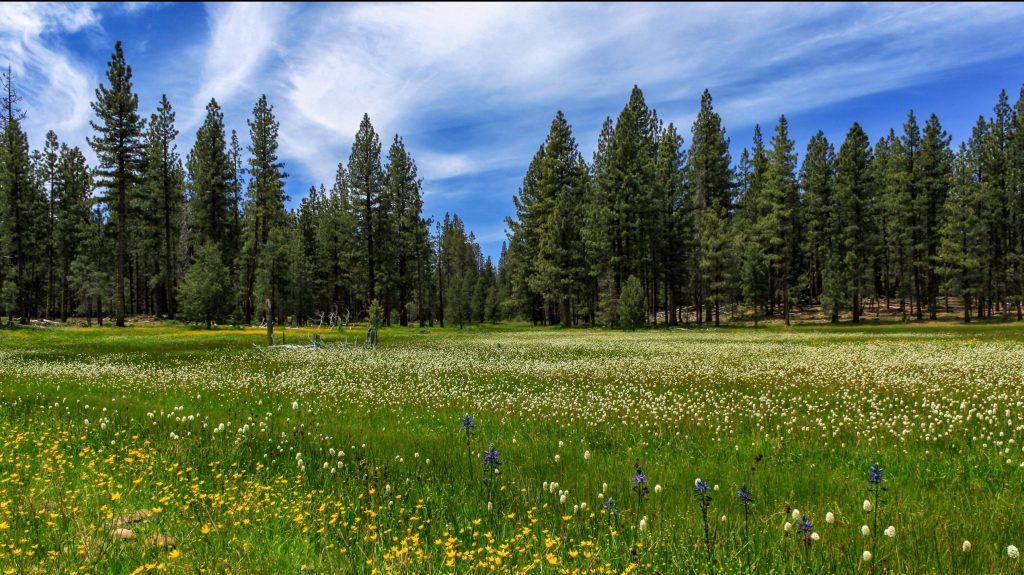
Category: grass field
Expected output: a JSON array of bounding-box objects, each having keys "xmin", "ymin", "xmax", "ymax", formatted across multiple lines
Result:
[{"xmin": 1, "ymin": 322, "xmax": 1023, "ymax": 574}]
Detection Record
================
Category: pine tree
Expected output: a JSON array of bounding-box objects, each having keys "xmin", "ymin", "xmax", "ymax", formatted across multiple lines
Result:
[
  {"xmin": 761, "ymin": 115, "xmax": 801, "ymax": 325},
  {"xmin": 618, "ymin": 274, "xmax": 646, "ymax": 330},
  {"xmin": 531, "ymin": 111, "xmax": 589, "ymax": 326},
  {"xmin": 736, "ymin": 126, "xmax": 769, "ymax": 321},
  {"xmin": 0, "ymin": 118, "xmax": 46, "ymax": 322},
  {"xmin": 938, "ymin": 143, "xmax": 984, "ymax": 322},
  {"xmin": 179, "ymin": 241, "xmax": 230, "ymax": 328},
  {"xmin": 241, "ymin": 95, "xmax": 289, "ymax": 324},
  {"xmin": 653, "ymin": 122, "xmax": 686, "ymax": 325},
  {"xmin": 829, "ymin": 123, "xmax": 874, "ymax": 322},
  {"xmin": 54, "ymin": 145, "xmax": 92, "ymax": 320},
  {"xmin": 317, "ymin": 163, "xmax": 359, "ymax": 321},
  {"xmin": 348, "ymin": 114, "xmax": 384, "ymax": 313},
  {"xmin": 800, "ymin": 131, "xmax": 835, "ymax": 313},
  {"xmin": 1010, "ymin": 86, "xmax": 1024, "ymax": 319},
  {"xmin": 917, "ymin": 114, "xmax": 953, "ymax": 319},
  {"xmin": 0, "ymin": 64, "xmax": 27, "ymax": 131},
  {"xmin": 383, "ymin": 135, "xmax": 427, "ymax": 326},
  {"xmin": 186, "ymin": 100, "xmax": 234, "ymax": 257},
  {"xmin": 141, "ymin": 95, "xmax": 185, "ymax": 317},
  {"xmin": 40, "ymin": 130, "xmax": 60, "ymax": 318},
  {"xmin": 686, "ymin": 90, "xmax": 734, "ymax": 326},
  {"xmin": 88, "ymin": 41, "xmax": 145, "ymax": 327},
  {"xmin": 506, "ymin": 146, "xmax": 546, "ymax": 323}
]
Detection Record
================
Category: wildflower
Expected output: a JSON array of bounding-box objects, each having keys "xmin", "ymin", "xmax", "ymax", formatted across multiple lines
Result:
[
  {"xmin": 460, "ymin": 414, "xmax": 476, "ymax": 432},
  {"xmin": 639, "ymin": 517, "xmax": 647, "ymax": 532},
  {"xmin": 633, "ymin": 465, "xmax": 648, "ymax": 490},
  {"xmin": 554, "ymin": 454, "xmax": 561, "ymax": 463},
  {"xmin": 1009, "ymin": 545, "xmax": 1020, "ymax": 560},
  {"xmin": 862, "ymin": 525, "xmax": 870, "ymax": 537},
  {"xmin": 884, "ymin": 525, "xmax": 896, "ymax": 538},
  {"xmin": 863, "ymin": 499, "xmax": 873, "ymax": 512},
  {"xmin": 962, "ymin": 540, "xmax": 972, "ymax": 552},
  {"xmin": 792, "ymin": 508, "xmax": 801, "ymax": 521},
  {"xmin": 798, "ymin": 515, "xmax": 812, "ymax": 536},
  {"xmin": 694, "ymin": 478, "xmax": 708, "ymax": 495},
  {"xmin": 291, "ymin": 401, "xmax": 299, "ymax": 410},
  {"xmin": 868, "ymin": 463, "xmax": 885, "ymax": 486},
  {"xmin": 784, "ymin": 522, "xmax": 793, "ymax": 533},
  {"xmin": 482, "ymin": 444, "xmax": 501, "ymax": 470},
  {"xmin": 654, "ymin": 484, "xmax": 662, "ymax": 494},
  {"xmin": 863, "ymin": 550, "xmax": 873, "ymax": 562},
  {"xmin": 584, "ymin": 450, "xmax": 591, "ymax": 461},
  {"xmin": 825, "ymin": 511, "xmax": 835, "ymax": 525},
  {"xmin": 737, "ymin": 483, "xmax": 753, "ymax": 505},
  {"xmin": 811, "ymin": 532, "xmax": 820, "ymax": 541},
  {"xmin": 720, "ymin": 514, "xmax": 727, "ymax": 523}
]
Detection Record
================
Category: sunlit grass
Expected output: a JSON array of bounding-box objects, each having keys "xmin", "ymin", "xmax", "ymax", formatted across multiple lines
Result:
[{"xmin": 1, "ymin": 323, "xmax": 1022, "ymax": 573}]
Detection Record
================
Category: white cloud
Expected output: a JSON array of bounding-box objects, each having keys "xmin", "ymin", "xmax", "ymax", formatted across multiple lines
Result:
[
  {"xmin": 271, "ymin": 3, "xmax": 1024, "ymax": 185},
  {"xmin": 0, "ymin": 3, "xmax": 99, "ymax": 148},
  {"xmin": 185, "ymin": 3, "xmax": 289, "ymax": 130},
  {"xmin": 6, "ymin": 2, "xmax": 1024, "ymax": 250}
]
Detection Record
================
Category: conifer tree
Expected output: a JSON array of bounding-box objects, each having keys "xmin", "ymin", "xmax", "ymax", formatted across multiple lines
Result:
[
  {"xmin": 0, "ymin": 118, "xmax": 46, "ymax": 322},
  {"xmin": 686, "ymin": 90, "xmax": 733, "ymax": 326},
  {"xmin": 761, "ymin": 115, "xmax": 800, "ymax": 325},
  {"xmin": 54, "ymin": 145, "xmax": 92, "ymax": 320},
  {"xmin": 241, "ymin": 95, "xmax": 288, "ymax": 323},
  {"xmin": 348, "ymin": 114, "xmax": 384, "ymax": 312},
  {"xmin": 532, "ymin": 111, "xmax": 589, "ymax": 326},
  {"xmin": 828, "ymin": 123, "xmax": 874, "ymax": 322},
  {"xmin": 800, "ymin": 131, "xmax": 834, "ymax": 312},
  {"xmin": 383, "ymin": 135, "xmax": 427, "ymax": 326},
  {"xmin": 938, "ymin": 143, "xmax": 984, "ymax": 321},
  {"xmin": 89, "ymin": 41, "xmax": 145, "ymax": 327},
  {"xmin": 186, "ymin": 100, "xmax": 234, "ymax": 258},
  {"xmin": 179, "ymin": 241, "xmax": 230, "ymax": 328},
  {"xmin": 141, "ymin": 95, "xmax": 185, "ymax": 317}
]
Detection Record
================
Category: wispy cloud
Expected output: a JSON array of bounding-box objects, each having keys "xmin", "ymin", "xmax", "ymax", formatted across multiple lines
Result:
[
  {"xmin": 185, "ymin": 3, "xmax": 288, "ymax": 130},
  {"xmin": 5, "ymin": 2, "xmax": 1024, "ymax": 255},
  {"xmin": 0, "ymin": 3, "xmax": 98, "ymax": 147}
]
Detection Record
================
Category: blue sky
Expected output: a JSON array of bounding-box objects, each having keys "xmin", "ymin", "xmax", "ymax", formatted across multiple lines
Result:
[{"xmin": 4, "ymin": 3, "xmax": 1024, "ymax": 261}]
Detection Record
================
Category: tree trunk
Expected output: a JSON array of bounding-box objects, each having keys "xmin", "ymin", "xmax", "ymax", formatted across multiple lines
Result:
[
  {"xmin": 783, "ymin": 285, "xmax": 791, "ymax": 327},
  {"xmin": 265, "ymin": 298, "xmax": 274, "ymax": 346}
]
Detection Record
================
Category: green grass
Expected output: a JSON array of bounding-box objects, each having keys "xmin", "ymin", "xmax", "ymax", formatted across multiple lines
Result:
[{"xmin": 1, "ymin": 322, "xmax": 1023, "ymax": 574}]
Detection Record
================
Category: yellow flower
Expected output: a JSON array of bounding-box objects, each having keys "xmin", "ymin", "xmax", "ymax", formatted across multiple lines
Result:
[
  {"xmin": 168, "ymin": 549, "xmax": 181, "ymax": 559},
  {"xmin": 110, "ymin": 492, "xmax": 121, "ymax": 501},
  {"xmin": 200, "ymin": 525, "xmax": 210, "ymax": 535},
  {"xmin": 546, "ymin": 553, "xmax": 558, "ymax": 565},
  {"xmin": 0, "ymin": 522, "xmax": 8, "ymax": 530}
]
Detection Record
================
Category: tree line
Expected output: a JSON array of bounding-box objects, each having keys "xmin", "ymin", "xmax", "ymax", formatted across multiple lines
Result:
[
  {"xmin": 2, "ymin": 42, "xmax": 1022, "ymax": 329},
  {"xmin": 0, "ymin": 42, "xmax": 496, "ymax": 328},
  {"xmin": 503, "ymin": 86, "xmax": 1024, "ymax": 325}
]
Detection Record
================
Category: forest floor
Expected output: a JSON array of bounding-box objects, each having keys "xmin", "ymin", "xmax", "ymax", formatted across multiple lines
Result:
[{"xmin": 1, "ymin": 322, "xmax": 1022, "ymax": 573}]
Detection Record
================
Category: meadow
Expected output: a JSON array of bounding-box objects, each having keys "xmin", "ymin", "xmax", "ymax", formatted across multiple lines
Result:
[{"xmin": 0, "ymin": 322, "xmax": 1022, "ymax": 574}]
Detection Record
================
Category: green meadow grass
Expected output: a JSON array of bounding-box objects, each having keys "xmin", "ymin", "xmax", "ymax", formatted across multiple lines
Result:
[{"xmin": 1, "ymin": 322, "xmax": 1022, "ymax": 574}]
